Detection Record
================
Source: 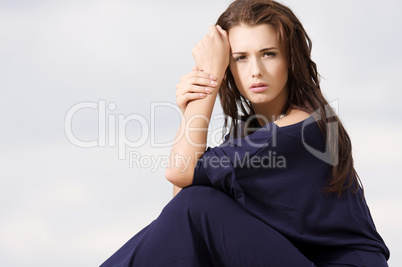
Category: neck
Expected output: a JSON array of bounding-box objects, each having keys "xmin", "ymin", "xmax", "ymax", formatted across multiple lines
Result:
[{"xmin": 252, "ymin": 89, "xmax": 289, "ymax": 127}]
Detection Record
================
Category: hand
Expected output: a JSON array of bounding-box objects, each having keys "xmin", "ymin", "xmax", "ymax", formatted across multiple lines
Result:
[
  {"xmin": 176, "ymin": 66, "xmax": 218, "ymax": 115},
  {"xmin": 192, "ymin": 25, "xmax": 230, "ymax": 80}
]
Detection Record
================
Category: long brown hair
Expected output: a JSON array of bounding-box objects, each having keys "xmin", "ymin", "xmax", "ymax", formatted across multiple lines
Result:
[{"xmin": 216, "ymin": 0, "xmax": 361, "ymax": 196}]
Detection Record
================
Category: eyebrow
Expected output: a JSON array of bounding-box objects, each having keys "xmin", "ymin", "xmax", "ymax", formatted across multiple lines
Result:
[{"xmin": 232, "ymin": 47, "xmax": 278, "ymax": 55}]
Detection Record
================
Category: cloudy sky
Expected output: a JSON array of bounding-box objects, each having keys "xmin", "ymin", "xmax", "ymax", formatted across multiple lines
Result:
[{"xmin": 1, "ymin": 0, "xmax": 401, "ymax": 266}]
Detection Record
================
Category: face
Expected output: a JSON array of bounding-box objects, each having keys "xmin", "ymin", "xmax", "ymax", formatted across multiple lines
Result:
[{"xmin": 228, "ymin": 23, "xmax": 289, "ymax": 116}]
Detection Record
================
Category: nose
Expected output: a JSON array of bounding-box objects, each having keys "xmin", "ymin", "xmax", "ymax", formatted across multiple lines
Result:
[
  {"xmin": 252, "ymin": 72, "xmax": 262, "ymax": 78},
  {"xmin": 251, "ymin": 58, "xmax": 263, "ymax": 78}
]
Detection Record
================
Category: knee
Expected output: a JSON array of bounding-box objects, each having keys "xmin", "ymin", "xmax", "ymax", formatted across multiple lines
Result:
[{"xmin": 162, "ymin": 185, "xmax": 232, "ymax": 218}]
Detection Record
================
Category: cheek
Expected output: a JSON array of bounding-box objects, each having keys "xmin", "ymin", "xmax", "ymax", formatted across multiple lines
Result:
[{"xmin": 270, "ymin": 61, "xmax": 288, "ymax": 84}]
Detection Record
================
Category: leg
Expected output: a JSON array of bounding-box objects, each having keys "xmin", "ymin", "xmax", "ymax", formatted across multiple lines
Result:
[
  {"xmin": 169, "ymin": 185, "xmax": 314, "ymax": 267},
  {"xmin": 101, "ymin": 185, "xmax": 314, "ymax": 267},
  {"xmin": 314, "ymin": 249, "xmax": 388, "ymax": 267}
]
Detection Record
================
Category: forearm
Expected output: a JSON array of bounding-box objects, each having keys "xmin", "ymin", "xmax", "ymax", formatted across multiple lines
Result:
[
  {"xmin": 166, "ymin": 24, "xmax": 229, "ymax": 188},
  {"xmin": 165, "ymin": 74, "xmax": 223, "ymax": 188}
]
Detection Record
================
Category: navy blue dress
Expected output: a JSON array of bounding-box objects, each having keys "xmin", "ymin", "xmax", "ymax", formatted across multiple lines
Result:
[{"xmin": 100, "ymin": 116, "xmax": 390, "ymax": 267}]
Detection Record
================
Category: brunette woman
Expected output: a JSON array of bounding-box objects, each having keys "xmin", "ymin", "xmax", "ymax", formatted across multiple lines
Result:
[{"xmin": 101, "ymin": 1, "xmax": 389, "ymax": 266}]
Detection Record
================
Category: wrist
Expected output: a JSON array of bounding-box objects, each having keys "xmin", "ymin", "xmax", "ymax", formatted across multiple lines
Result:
[
  {"xmin": 200, "ymin": 66, "xmax": 227, "ymax": 82},
  {"xmin": 214, "ymin": 69, "xmax": 227, "ymax": 82}
]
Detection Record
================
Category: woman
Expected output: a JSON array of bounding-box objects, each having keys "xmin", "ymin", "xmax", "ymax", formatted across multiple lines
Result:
[{"xmin": 101, "ymin": 0, "xmax": 390, "ymax": 266}]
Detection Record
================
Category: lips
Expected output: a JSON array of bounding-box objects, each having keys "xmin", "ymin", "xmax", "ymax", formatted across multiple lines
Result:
[{"xmin": 250, "ymin": 82, "xmax": 269, "ymax": 93}]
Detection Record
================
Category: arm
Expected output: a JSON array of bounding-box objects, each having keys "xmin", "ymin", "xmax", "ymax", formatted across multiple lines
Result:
[
  {"xmin": 171, "ymin": 66, "xmax": 216, "ymax": 197},
  {"xmin": 170, "ymin": 73, "xmax": 221, "ymax": 196},
  {"xmin": 166, "ymin": 71, "xmax": 223, "ymax": 188},
  {"xmin": 165, "ymin": 25, "xmax": 229, "ymax": 188}
]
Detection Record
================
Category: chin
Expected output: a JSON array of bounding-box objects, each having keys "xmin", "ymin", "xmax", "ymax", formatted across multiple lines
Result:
[{"xmin": 247, "ymin": 95, "xmax": 271, "ymax": 105}]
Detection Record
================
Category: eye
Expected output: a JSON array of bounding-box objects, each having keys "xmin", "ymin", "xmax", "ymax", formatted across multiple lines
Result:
[
  {"xmin": 234, "ymin": 55, "xmax": 247, "ymax": 62},
  {"xmin": 263, "ymin": 52, "xmax": 276, "ymax": 57}
]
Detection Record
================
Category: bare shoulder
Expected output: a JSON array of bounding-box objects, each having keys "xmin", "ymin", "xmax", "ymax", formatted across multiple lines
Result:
[{"xmin": 274, "ymin": 109, "xmax": 311, "ymax": 127}]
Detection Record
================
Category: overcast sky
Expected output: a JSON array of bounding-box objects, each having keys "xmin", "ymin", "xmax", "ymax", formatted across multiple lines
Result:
[{"xmin": 1, "ymin": 0, "xmax": 401, "ymax": 266}]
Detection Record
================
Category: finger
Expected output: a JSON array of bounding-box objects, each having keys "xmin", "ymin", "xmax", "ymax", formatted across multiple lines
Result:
[
  {"xmin": 216, "ymin": 25, "xmax": 228, "ymax": 38},
  {"xmin": 181, "ymin": 93, "xmax": 208, "ymax": 104},
  {"xmin": 209, "ymin": 24, "xmax": 217, "ymax": 34},
  {"xmin": 208, "ymin": 24, "xmax": 221, "ymax": 38},
  {"xmin": 176, "ymin": 82, "xmax": 215, "ymax": 96},
  {"xmin": 176, "ymin": 93, "xmax": 207, "ymax": 112},
  {"xmin": 180, "ymin": 70, "xmax": 217, "ymax": 82},
  {"xmin": 180, "ymin": 71, "xmax": 208, "ymax": 82},
  {"xmin": 215, "ymin": 24, "xmax": 224, "ymax": 35},
  {"xmin": 216, "ymin": 25, "xmax": 229, "ymax": 44},
  {"xmin": 188, "ymin": 76, "xmax": 218, "ymax": 87},
  {"xmin": 185, "ymin": 84, "xmax": 214, "ymax": 94},
  {"xmin": 193, "ymin": 66, "xmax": 204, "ymax": 73}
]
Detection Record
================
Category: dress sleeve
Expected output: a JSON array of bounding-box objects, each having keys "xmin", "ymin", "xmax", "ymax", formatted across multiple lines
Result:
[
  {"xmin": 192, "ymin": 132, "xmax": 231, "ymax": 186},
  {"xmin": 192, "ymin": 144, "xmax": 246, "ymax": 205},
  {"xmin": 191, "ymin": 122, "xmax": 278, "ymax": 205}
]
